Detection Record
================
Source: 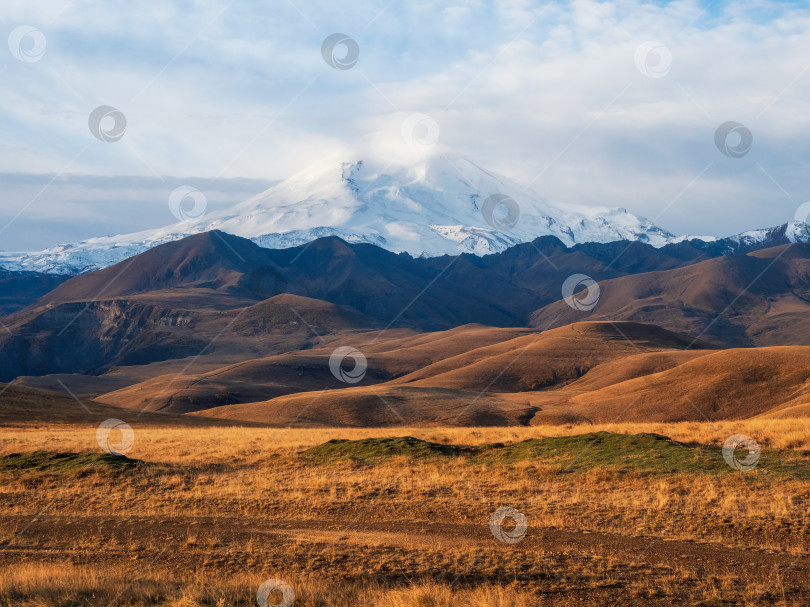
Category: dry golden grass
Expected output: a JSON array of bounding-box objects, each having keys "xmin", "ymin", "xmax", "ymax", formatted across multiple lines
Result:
[
  {"xmin": 0, "ymin": 421, "xmax": 807, "ymax": 606},
  {"xmin": 3, "ymin": 417, "xmax": 809, "ymax": 462},
  {"xmin": 0, "ymin": 563, "xmax": 543, "ymax": 607}
]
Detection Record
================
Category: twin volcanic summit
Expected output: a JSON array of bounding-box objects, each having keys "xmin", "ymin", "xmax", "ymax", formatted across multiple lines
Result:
[
  {"xmin": 3, "ymin": 150, "xmax": 808, "ymax": 276},
  {"xmin": 3, "ymin": 152, "xmax": 686, "ymax": 275}
]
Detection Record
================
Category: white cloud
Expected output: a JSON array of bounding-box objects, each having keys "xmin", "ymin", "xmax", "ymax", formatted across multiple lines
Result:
[{"xmin": 1, "ymin": 0, "xmax": 810, "ymax": 246}]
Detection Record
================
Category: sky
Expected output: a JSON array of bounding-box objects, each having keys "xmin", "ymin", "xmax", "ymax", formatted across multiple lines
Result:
[{"xmin": 2, "ymin": 0, "xmax": 810, "ymax": 251}]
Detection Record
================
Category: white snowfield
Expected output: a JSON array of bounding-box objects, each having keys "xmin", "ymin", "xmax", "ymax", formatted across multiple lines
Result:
[{"xmin": 2, "ymin": 153, "xmax": 713, "ymax": 275}]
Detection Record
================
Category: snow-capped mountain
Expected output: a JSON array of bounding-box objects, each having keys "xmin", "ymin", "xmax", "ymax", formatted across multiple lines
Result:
[
  {"xmin": 1, "ymin": 153, "xmax": 683, "ymax": 275},
  {"xmin": 722, "ymin": 222, "xmax": 810, "ymax": 251}
]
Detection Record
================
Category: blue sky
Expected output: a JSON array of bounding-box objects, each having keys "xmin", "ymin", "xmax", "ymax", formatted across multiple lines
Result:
[{"xmin": 2, "ymin": 0, "xmax": 810, "ymax": 250}]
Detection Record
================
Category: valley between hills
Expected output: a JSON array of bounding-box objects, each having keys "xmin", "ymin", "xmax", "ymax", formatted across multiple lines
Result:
[{"xmin": 3, "ymin": 230, "xmax": 810, "ymax": 427}]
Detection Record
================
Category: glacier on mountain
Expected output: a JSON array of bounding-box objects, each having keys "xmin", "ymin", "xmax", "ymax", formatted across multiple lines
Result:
[{"xmin": 1, "ymin": 153, "xmax": 692, "ymax": 275}]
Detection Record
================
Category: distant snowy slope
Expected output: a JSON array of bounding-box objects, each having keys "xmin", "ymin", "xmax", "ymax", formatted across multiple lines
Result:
[{"xmin": 1, "ymin": 152, "xmax": 683, "ymax": 275}]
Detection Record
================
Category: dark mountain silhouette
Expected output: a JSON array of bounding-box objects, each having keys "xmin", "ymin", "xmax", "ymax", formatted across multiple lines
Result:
[
  {"xmin": 3, "ymin": 229, "xmax": 810, "ymax": 382},
  {"xmin": 38, "ymin": 230, "xmax": 288, "ymax": 305},
  {"xmin": 0, "ymin": 270, "xmax": 70, "ymax": 315}
]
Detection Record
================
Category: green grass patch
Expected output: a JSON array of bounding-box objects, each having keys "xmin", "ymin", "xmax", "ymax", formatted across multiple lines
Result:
[
  {"xmin": 474, "ymin": 432, "xmax": 719, "ymax": 472},
  {"xmin": 300, "ymin": 431, "xmax": 810, "ymax": 478},
  {"xmin": 300, "ymin": 436, "xmax": 473, "ymax": 463},
  {"xmin": 0, "ymin": 450, "xmax": 138, "ymax": 475}
]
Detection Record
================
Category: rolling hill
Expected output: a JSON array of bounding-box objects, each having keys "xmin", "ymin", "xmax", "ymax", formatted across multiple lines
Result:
[
  {"xmin": 4, "ymin": 231, "xmax": 810, "ymax": 427},
  {"xmin": 531, "ymin": 243, "xmax": 810, "ymax": 346},
  {"xmin": 159, "ymin": 321, "xmax": 810, "ymax": 426},
  {"xmin": 0, "ymin": 382, "xmax": 248, "ymax": 427}
]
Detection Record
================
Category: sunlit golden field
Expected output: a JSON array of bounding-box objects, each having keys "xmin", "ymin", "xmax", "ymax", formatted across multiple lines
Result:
[
  {"xmin": 0, "ymin": 420, "xmax": 808, "ymax": 606},
  {"xmin": 5, "ymin": 417, "xmax": 810, "ymax": 460}
]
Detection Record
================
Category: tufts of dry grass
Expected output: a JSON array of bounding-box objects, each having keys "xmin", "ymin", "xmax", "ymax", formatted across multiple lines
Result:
[
  {"xmin": 0, "ymin": 563, "xmax": 538, "ymax": 607},
  {"xmin": 2, "ymin": 418, "xmax": 809, "ymax": 465},
  {"xmin": 0, "ymin": 421, "xmax": 807, "ymax": 606}
]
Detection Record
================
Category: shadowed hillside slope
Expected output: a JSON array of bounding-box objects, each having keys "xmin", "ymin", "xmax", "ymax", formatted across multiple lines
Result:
[
  {"xmin": 0, "ymin": 382, "xmax": 247, "ymax": 426},
  {"xmin": 112, "ymin": 321, "xmax": 810, "ymax": 427},
  {"xmin": 0, "ymin": 293, "xmax": 376, "ymax": 381},
  {"xmin": 531, "ymin": 244, "xmax": 810, "ymax": 347},
  {"xmin": 96, "ymin": 325, "xmax": 534, "ymax": 413}
]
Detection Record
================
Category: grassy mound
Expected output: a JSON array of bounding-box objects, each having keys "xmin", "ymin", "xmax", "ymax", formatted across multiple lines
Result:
[
  {"xmin": 0, "ymin": 451, "xmax": 138, "ymax": 474},
  {"xmin": 301, "ymin": 431, "xmax": 810, "ymax": 477},
  {"xmin": 473, "ymin": 432, "xmax": 719, "ymax": 472},
  {"xmin": 300, "ymin": 436, "xmax": 472, "ymax": 463},
  {"xmin": 300, "ymin": 432, "xmax": 708, "ymax": 470}
]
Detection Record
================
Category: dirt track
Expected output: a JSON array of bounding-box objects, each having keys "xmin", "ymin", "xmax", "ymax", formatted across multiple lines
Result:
[{"xmin": 1, "ymin": 514, "xmax": 806, "ymax": 605}]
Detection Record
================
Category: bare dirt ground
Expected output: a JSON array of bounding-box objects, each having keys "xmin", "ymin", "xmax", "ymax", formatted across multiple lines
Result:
[{"xmin": 0, "ymin": 513, "xmax": 806, "ymax": 606}]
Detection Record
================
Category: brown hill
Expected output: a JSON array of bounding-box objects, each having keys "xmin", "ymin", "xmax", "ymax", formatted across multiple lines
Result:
[
  {"xmin": 530, "ymin": 244, "xmax": 810, "ymax": 346},
  {"xmin": 0, "ymin": 271, "xmax": 70, "ymax": 315},
  {"xmin": 95, "ymin": 324, "xmax": 533, "ymax": 413},
  {"xmin": 19, "ymin": 317, "xmax": 810, "ymax": 427},
  {"xmin": 193, "ymin": 385, "xmax": 531, "ymax": 427},
  {"xmin": 167, "ymin": 321, "xmax": 810, "ymax": 426},
  {"xmin": 526, "ymin": 346, "xmax": 810, "ymax": 424},
  {"xmin": 0, "ymin": 382, "xmax": 248, "ymax": 427},
  {"xmin": 0, "ymin": 293, "xmax": 376, "ymax": 381},
  {"xmin": 154, "ymin": 321, "xmax": 722, "ymax": 426},
  {"xmin": 8, "ymin": 233, "xmax": 810, "ymax": 391},
  {"xmin": 390, "ymin": 321, "xmax": 712, "ymax": 392},
  {"xmin": 38, "ymin": 231, "xmax": 286, "ymax": 305}
]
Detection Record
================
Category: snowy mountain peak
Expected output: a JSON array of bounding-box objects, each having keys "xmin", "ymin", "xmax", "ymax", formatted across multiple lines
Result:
[{"xmin": 1, "ymin": 151, "xmax": 681, "ymax": 275}]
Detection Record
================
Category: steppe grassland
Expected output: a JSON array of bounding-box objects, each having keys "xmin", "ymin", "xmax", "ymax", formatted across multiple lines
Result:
[
  {"xmin": 3, "ymin": 417, "xmax": 809, "ymax": 461},
  {"xmin": 0, "ymin": 419, "xmax": 808, "ymax": 606},
  {"xmin": 1, "ymin": 419, "xmax": 807, "ymax": 546}
]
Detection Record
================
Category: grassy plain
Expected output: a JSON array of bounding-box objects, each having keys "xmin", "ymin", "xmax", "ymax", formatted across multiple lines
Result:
[{"xmin": 0, "ymin": 419, "xmax": 808, "ymax": 606}]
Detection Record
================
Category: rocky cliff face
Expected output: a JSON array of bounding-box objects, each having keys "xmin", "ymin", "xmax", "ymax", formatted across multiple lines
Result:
[{"xmin": 0, "ymin": 300, "xmax": 208, "ymax": 379}]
